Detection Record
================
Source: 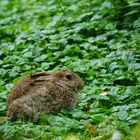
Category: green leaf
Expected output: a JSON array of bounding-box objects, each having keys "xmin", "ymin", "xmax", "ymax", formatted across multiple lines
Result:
[{"xmin": 34, "ymin": 55, "xmax": 48, "ymax": 62}]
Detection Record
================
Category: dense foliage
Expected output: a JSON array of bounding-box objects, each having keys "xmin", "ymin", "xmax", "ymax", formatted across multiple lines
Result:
[{"xmin": 0, "ymin": 0, "xmax": 140, "ymax": 139}]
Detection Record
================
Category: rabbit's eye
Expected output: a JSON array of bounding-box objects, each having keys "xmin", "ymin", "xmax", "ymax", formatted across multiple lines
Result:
[{"xmin": 65, "ymin": 73, "xmax": 73, "ymax": 80}]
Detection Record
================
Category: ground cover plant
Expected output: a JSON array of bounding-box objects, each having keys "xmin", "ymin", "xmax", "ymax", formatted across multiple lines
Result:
[{"xmin": 0, "ymin": 0, "xmax": 140, "ymax": 139}]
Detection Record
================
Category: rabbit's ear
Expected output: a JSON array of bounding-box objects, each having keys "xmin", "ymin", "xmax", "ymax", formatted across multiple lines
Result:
[
  {"xmin": 6, "ymin": 76, "xmax": 31, "ymax": 111},
  {"xmin": 31, "ymin": 72, "xmax": 50, "ymax": 78}
]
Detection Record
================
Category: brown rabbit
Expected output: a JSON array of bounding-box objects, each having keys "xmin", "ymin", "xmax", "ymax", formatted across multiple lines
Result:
[{"xmin": 6, "ymin": 70, "xmax": 84, "ymax": 121}]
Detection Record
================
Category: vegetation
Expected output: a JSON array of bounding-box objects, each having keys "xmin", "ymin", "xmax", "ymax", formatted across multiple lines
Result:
[{"xmin": 0, "ymin": 0, "xmax": 140, "ymax": 139}]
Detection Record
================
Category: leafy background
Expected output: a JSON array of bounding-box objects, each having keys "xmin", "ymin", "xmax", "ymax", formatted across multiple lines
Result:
[{"xmin": 0, "ymin": 0, "xmax": 140, "ymax": 139}]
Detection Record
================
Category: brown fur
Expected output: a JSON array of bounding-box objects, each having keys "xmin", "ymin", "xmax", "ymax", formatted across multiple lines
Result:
[{"xmin": 6, "ymin": 70, "xmax": 84, "ymax": 121}]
